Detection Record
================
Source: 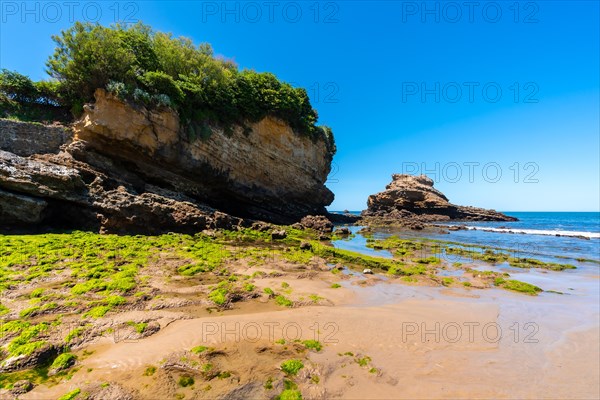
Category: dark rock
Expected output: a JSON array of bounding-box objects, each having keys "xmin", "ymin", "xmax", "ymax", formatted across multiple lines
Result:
[
  {"xmin": 335, "ymin": 227, "xmax": 351, "ymax": 235},
  {"xmin": 300, "ymin": 215, "xmax": 334, "ymax": 232},
  {"xmin": 0, "ymin": 147, "xmax": 242, "ymax": 234},
  {"xmin": 299, "ymin": 241, "xmax": 312, "ymax": 250},
  {"xmin": 10, "ymin": 379, "xmax": 33, "ymax": 395},
  {"xmin": 408, "ymin": 222, "xmax": 424, "ymax": 230},
  {"xmin": 251, "ymin": 221, "xmax": 272, "ymax": 231},
  {"xmin": 271, "ymin": 229, "xmax": 287, "ymax": 239},
  {"xmin": 212, "ymin": 211, "xmax": 238, "ymax": 230},
  {"xmin": 0, "ymin": 343, "xmax": 57, "ymax": 373},
  {"xmin": 0, "ymin": 188, "xmax": 47, "ymax": 224},
  {"xmin": 327, "ymin": 211, "xmax": 361, "ymax": 224}
]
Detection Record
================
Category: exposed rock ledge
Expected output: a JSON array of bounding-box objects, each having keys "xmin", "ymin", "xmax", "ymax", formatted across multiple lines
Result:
[
  {"xmin": 362, "ymin": 174, "xmax": 517, "ymax": 224},
  {"xmin": 0, "ymin": 89, "xmax": 335, "ymax": 232}
]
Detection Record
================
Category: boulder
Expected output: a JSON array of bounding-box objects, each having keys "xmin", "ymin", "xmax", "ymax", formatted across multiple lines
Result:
[
  {"xmin": 271, "ymin": 229, "xmax": 287, "ymax": 239},
  {"xmin": 334, "ymin": 227, "xmax": 351, "ymax": 235},
  {"xmin": 300, "ymin": 215, "xmax": 334, "ymax": 232}
]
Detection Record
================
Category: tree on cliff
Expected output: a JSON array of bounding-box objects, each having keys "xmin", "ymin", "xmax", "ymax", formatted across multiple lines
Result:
[
  {"xmin": 0, "ymin": 69, "xmax": 67, "ymax": 122},
  {"xmin": 43, "ymin": 22, "xmax": 335, "ymax": 156}
]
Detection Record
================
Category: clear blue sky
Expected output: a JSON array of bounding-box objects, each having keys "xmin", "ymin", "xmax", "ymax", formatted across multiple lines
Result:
[{"xmin": 1, "ymin": 1, "xmax": 598, "ymax": 211}]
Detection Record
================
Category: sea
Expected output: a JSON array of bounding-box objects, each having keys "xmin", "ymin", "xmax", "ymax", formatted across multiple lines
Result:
[
  {"xmin": 331, "ymin": 211, "xmax": 600, "ymax": 304},
  {"xmin": 334, "ymin": 211, "xmax": 600, "ymax": 262}
]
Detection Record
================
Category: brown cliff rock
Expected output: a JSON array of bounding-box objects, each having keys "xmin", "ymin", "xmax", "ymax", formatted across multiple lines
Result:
[
  {"xmin": 73, "ymin": 89, "xmax": 334, "ymax": 223},
  {"xmin": 0, "ymin": 89, "xmax": 335, "ymax": 232},
  {"xmin": 363, "ymin": 174, "xmax": 517, "ymax": 223}
]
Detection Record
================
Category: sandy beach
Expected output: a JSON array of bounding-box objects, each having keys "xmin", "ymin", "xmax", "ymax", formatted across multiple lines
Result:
[{"xmin": 20, "ymin": 258, "xmax": 600, "ymax": 399}]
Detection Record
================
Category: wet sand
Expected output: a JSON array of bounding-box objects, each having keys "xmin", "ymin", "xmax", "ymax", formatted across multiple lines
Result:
[{"xmin": 24, "ymin": 272, "xmax": 600, "ymax": 400}]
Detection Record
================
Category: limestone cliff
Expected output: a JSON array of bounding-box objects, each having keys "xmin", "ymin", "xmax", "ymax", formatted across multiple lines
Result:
[
  {"xmin": 363, "ymin": 174, "xmax": 517, "ymax": 222},
  {"xmin": 74, "ymin": 89, "xmax": 334, "ymax": 222},
  {"xmin": 0, "ymin": 89, "xmax": 335, "ymax": 232}
]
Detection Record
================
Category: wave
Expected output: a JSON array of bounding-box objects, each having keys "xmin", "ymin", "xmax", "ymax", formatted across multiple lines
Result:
[{"xmin": 462, "ymin": 226, "xmax": 600, "ymax": 239}]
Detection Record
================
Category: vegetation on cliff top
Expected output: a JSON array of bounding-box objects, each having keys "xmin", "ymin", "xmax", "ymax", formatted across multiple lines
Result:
[{"xmin": 0, "ymin": 22, "xmax": 335, "ymax": 156}]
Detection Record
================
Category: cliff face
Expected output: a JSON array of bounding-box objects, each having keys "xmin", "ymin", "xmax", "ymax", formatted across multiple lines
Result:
[
  {"xmin": 0, "ymin": 90, "xmax": 335, "ymax": 232},
  {"xmin": 364, "ymin": 174, "xmax": 517, "ymax": 222},
  {"xmin": 74, "ymin": 89, "xmax": 334, "ymax": 222}
]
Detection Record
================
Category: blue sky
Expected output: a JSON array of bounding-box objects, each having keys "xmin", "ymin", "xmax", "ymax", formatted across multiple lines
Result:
[{"xmin": 1, "ymin": 1, "xmax": 598, "ymax": 211}]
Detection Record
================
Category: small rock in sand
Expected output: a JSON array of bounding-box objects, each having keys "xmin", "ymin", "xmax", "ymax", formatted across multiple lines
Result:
[
  {"xmin": 271, "ymin": 229, "xmax": 287, "ymax": 239},
  {"xmin": 10, "ymin": 380, "xmax": 33, "ymax": 395},
  {"xmin": 335, "ymin": 227, "xmax": 351, "ymax": 235},
  {"xmin": 300, "ymin": 241, "xmax": 312, "ymax": 250}
]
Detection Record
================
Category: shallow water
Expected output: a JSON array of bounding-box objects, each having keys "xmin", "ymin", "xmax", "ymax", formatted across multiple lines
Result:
[
  {"xmin": 332, "ymin": 225, "xmax": 393, "ymax": 258},
  {"xmin": 334, "ymin": 211, "xmax": 600, "ymax": 261},
  {"xmin": 332, "ymin": 225, "xmax": 600, "ymax": 336}
]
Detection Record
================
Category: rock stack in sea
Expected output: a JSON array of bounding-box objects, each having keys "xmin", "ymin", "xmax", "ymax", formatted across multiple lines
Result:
[{"xmin": 362, "ymin": 174, "xmax": 517, "ymax": 226}]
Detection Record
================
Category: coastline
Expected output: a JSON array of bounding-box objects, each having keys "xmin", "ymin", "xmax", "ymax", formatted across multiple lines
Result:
[{"xmin": 2, "ymin": 222, "xmax": 598, "ymax": 399}]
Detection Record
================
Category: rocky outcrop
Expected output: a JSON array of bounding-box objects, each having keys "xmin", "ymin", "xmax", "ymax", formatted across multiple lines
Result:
[
  {"xmin": 0, "ymin": 343, "xmax": 58, "ymax": 373},
  {"xmin": 0, "ymin": 144, "xmax": 244, "ymax": 233},
  {"xmin": 73, "ymin": 89, "xmax": 334, "ymax": 223},
  {"xmin": 0, "ymin": 90, "xmax": 336, "ymax": 232},
  {"xmin": 363, "ymin": 174, "xmax": 517, "ymax": 222}
]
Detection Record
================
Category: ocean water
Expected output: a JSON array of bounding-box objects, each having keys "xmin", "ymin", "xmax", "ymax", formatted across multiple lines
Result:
[
  {"xmin": 332, "ymin": 212, "xmax": 599, "ymax": 309},
  {"xmin": 435, "ymin": 212, "xmax": 600, "ymax": 262},
  {"xmin": 334, "ymin": 211, "xmax": 600, "ymax": 262}
]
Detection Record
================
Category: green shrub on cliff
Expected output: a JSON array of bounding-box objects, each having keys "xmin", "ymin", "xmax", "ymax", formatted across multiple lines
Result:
[
  {"xmin": 42, "ymin": 21, "xmax": 334, "ymax": 154},
  {"xmin": 0, "ymin": 69, "xmax": 39, "ymax": 103},
  {"xmin": 0, "ymin": 69, "xmax": 68, "ymax": 122}
]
